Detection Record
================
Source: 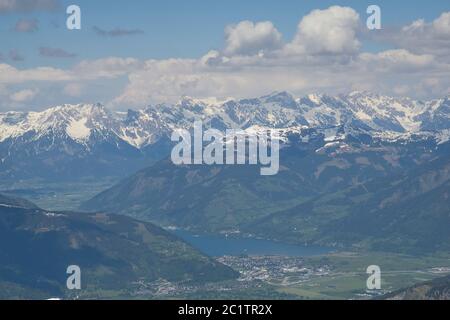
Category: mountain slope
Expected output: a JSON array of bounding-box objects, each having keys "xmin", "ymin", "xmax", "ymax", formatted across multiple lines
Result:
[
  {"xmin": 81, "ymin": 133, "xmax": 448, "ymax": 253},
  {"xmin": 0, "ymin": 195, "xmax": 237, "ymax": 299},
  {"xmin": 82, "ymin": 159, "xmax": 318, "ymax": 231},
  {"xmin": 251, "ymin": 144, "xmax": 450, "ymax": 252},
  {"xmin": 383, "ymin": 275, "xmax": 450, "ymax": 300}
]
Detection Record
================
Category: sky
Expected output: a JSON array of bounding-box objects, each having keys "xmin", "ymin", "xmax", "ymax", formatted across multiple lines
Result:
[{"xmin": 0, "ymin": 0, "xmax": 449, "ymax": 111}]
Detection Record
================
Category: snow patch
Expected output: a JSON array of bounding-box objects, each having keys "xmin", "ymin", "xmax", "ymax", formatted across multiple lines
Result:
[
  {"xmin": 308, "ymin": 94, "xmax": 322, "ymax": 105},
  {"xmin": 66, "ymin": 118, "xmax": 91, "ymax": 141}
]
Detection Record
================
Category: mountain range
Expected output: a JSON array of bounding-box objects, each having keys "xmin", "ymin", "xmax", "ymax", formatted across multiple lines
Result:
[
  {"xmin": 2, "ymin": 91, "xmax": 450, "ymax": 254},
  {"xmin": 1, "ymin": 92, "xmax": 449, "ymax": 180}
]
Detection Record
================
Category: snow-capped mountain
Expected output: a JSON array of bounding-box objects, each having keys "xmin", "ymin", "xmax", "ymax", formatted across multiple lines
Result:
[
  {"xmin": 0, "ymin": 103, "xmax": 117, "ymax": 145},
  {"xmin": 129, "ymin": 91, "xmax": 450, "ymax": 140},
  {"xmin": 0, "ymin": 92, "xmax": 449, "ymax": 180}
]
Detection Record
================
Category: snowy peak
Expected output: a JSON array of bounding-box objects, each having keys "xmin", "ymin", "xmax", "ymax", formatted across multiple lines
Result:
[
  {"xmin": 0, "ymin": 103, "xmax": 115, "ymax": 143},
  {"xmin": 341, "ymin": 93, "xmax": 417, "ymax": 132},
  {"xmin": 261, "ymin": 91, "xmax": 297, "ymax": 109}
]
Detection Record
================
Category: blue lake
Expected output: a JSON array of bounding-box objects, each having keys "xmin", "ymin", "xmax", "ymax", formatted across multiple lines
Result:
[{"xmin": 173, "ymin": 230, "xmax": 333, "ymax": 257}]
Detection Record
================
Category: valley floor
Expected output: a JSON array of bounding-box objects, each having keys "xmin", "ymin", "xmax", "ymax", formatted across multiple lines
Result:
[
  {"xmin": 69, "ymin": 252, "xmax": 450, "ymax": 300},
  {"xmin": 274, "ymin": 252, "xmax": 450, "ymax": 300},
  {"xmin": 0, "ymin": 177, "xmax": 119, "ymax": 211}
]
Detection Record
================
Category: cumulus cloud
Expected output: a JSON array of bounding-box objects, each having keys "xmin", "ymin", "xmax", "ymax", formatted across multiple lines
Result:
[
  {"xmin": 286, "ymin": 6, "xmax": 360, "ymax": 55},
  {"xmin": 402, "ymin": 12, "xmax": 450, "ymax": 37},
  {"xmin": 371, "ymin": 11, "xmax": 450, "ymax": 59},
  {"xmin": 0, "ymin": 0, "xmax": 59, "ymax": 13},
  {"xmin": 108, "ymin": 7, "xmax": 447, "ymax": 107},
  {"xmin": 111, "ymin": 55, "xmax": 447, "ymax": 109},
  {"xmin": 224, "ymin": 21, "xmax": 283, "ymax": 56},
  {"xmin": 0, "ymin": 64, "xmax": 69, "ymax": 83},
  {"xmin": 221, "ymin": 7, "xmax": 361, "ymax": 58},
  {"xmin": 403, "ymin": 11, "xmax": 450, "ymax": 45},
  {"xmin": 431, "ymin": 12, "xmax": 450, "ymax": 36},
  {"xmin": 73, "ymin": 57, "xmax": 143, "ymax": 79},
  {"xmin": 359, "ymin": 49, "xmax": 434, "ymax": 72},
  {"xmin": 112, "ymin": 59, "xmax": 313, "ymax": 107},
  {"xmin": 0, "ymin": 57, "xmax": 141, "ymax": 84},
  {"xmin": 14, "ymin": 18, "xmax": 39, "ymax": 32}
]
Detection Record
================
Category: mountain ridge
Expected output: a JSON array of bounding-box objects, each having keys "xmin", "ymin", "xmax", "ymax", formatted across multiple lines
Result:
[{"xmin": 1, "ymin": 92, "xmax": 449, "ymax": 148}]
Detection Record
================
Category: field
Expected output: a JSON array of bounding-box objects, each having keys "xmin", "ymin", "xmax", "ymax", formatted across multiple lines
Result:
[
  {"xmin": 275, "ymin": 252, "xmax": 450, "ymax": 299},
  {"xmin": 0, "ymin": 177, "xmax": 119, "ymax": 211}
]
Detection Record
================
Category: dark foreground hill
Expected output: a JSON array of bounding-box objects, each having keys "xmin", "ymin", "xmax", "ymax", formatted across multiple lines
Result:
[{"xmin": 0, "ymin": 194, "xmax": 237, "ymax": 299}]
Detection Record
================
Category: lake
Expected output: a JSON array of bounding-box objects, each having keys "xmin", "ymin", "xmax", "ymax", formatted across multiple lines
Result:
[{"xmin": 173, "ymin": 230, "xmax": 332, "ymax": 257}]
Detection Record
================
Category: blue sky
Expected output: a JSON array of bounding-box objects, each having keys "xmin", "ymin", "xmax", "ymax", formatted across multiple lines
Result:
[
  {"xmin": 0, "ymin": 0, "xmax": 449, "ymax": 110},
  {"xmin": 1, "ymin": 0, "xmax": 448, "ymax": 67}
]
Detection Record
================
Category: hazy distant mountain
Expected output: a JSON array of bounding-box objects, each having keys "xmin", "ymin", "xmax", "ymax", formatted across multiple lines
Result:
[
  {"xmin": 0, "ymin": 193, "xmax": 39, "ymax": 210},
  {"xmin": 0, "ymin": 194, "xmax": 237, "ymax": 299},
  {"xmin": 1, "ymin": 92, "xmax": 449, "ymax": 181}
]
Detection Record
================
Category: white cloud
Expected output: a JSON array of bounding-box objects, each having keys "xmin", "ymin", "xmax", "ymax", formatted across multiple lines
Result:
[
  {"xmin": 376, "ymin": 11, "xmax": 450, "ymax": 58},
  {"xmin": 432, "ymin": 12, "xmax": 450, "ymax": 36},
  {"xmin": 109, "ymin": 4, "xmax": 448, "ymax": 108},
  {"xmin": 0, "ymin": 57, "xmax": 141, "ymax": 84},
  {"xmin": 72, "ymin": 57, "xmax": 143, "ymax": 79},
  {"xmin": 359, "ymin": 49, "xmax": 434, "ymax": 72},
  {"xmin": 403, "ymin": 11, "xmax": 450, "ymax": 40},
  {"xmin": 0, "ymin": 64, "xmax": 70, "ymax": 83},
  {"xmin": 224, "ymin": 21, "xmax": 283, "ymax": 56},
  {"xmin": 286, "ymin": 6, "xmax": 360, "ymax": 55},
  {"xmin": 200, "ymin": 50, "xmax": 225, "ymax": 66},
  {"xmin": 111, "ymin": 43, "xmax": 449, "ymax": 108}
]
